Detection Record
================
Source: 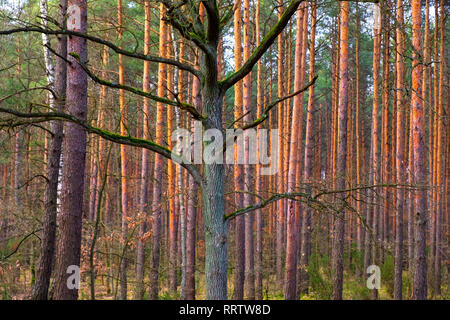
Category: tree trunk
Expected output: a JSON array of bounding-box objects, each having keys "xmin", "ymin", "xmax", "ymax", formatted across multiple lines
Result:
[
  {"xmin": 299, "ymin": 1, "xmax": 316, "ymax": 295},
  {"xmin": 393, "ymin": 0, "xmax": 405, "ymax": 300},
  {"xmin": 284, "ymin": 5, "xmax": 304, "ymax": 300},
  {"xmin": 332, "ymin": 1, "xmax": 349, "ymax": 300},
  {"xmin": 355, "ymin": 6, "xmax": 364, "ymax": 276},
  {"xmin": 434, "ymin": 0, "xmax": 445, "ymax": 296},
  {"xmin": 149, "ymin": 3, "xmax": 167, "ymax": 300},
  {"xmin": 32, "ymin": 0, "xmax": 67, "ymax": 300},
  {"xmin": 243, "ymin": 0, "xmax": 255, "ymax": 300},
  {"xmin": 254, "ymin": 0, "xmax": 263, "ymax": 300},
  {"xmin": 53, "ymin": 0, "xmax": 88, "ymax": 300},
  {"xmin": 117, "ymin": 0, "xmax": 129, "ymax": 300},
  {"xmin": 411, "ymin": 0, "xmax": 427, "ymax": 300},
  {"xmin": 365, "ymin": 4, "xmax": 381, "ymax": 299},
  {"xmin": 232, "ymin": 0, "xmax": 245, "ymax": 300},
  {"xmin": 135, "ymin": 0, "xmax": 151, "ymax": 300},
  {"xmin": 167, "ymin": 29, "xmax": 178, "ymax": 295},
  {"xmin": 276, "ymin": 0, "xmax": 285, "ymax": 291}
]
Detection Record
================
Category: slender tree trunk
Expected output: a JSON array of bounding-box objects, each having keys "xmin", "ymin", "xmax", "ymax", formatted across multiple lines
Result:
[
  {"xmin": 408, "ymin": 90, "xmax": 415, "ymax": 288},
  {"xmin": 232, "ymin": 0, "xmax": 245, "ymax": 300},
  {"xmin": 177, "ymin": 40, "xmax": 187, "ymax": 299},
  {"xmin": 332, "ymin": 1, "xmax": 349, "ymax": 300},
  {"xmin": 365, "ymin": 4, "xmax": 381, "ymax": 300},
  {"xmin": 284, "ymin": 5, "xmax": 304, "ymax": 300},
  {"xmin": 135, "ymin": 0, "xmax": 151, "ymax": 300},
  {"xmin": 243, "ymin": 0, "xmax": 255, "ymax": 300},
  {"xmin": 355, "ymin": 6, "xmax": 364, "ymax": 276},
  {"xmin": 434, "ymin": 0, "xmax": 445, "ymax": 296},
  {"xmin": 299, "ymin": 1, "xmax": 316, "ymax": 295},
  {"xmin": 185, "ymin": 54, "xmax": 201, "ymax": 301},
  {"xmin": 149, "ymin": 3, "xmax": 167, "ymax": 300},
  {"xmin": 117, "ymin": 0, "xmax": 129, "ymax": 300},
  {"xmin": 32, "ymin": 0, "xmax": 67, "ymax": 301},
  {"xmin": 167, "ymin": 29, "xmax": 178, "ymax": 295},
  {"xmin": 254, "ymin": 0, "xmax": 263, "ymax": 300},
  {"xmin": 411, "ymin": 0, "xmax": 427, "ymax": 300},
  {"xmin": 394, "ymin": 0, "xmax": 405, "ymax": 300},
  {"xmin": 275, "ymin": 0, "xmax": 286, "ymax": 291},
  {"xmin": 380, "ymin": 6, "xmax": 391, "ymax": 262}
]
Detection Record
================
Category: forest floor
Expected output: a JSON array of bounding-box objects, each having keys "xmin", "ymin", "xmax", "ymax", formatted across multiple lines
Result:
[{"xmin": 2, "ymin": 266, "xmax": 449, "ymax": 300}]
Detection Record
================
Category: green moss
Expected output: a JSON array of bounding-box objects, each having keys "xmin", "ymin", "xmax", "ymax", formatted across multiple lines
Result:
[{"xmin": 69, "ymin": 52, "xmax": 80, "ymax": 60}]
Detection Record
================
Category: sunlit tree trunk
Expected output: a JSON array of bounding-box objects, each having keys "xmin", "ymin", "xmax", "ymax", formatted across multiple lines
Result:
[
  {"xmin": 275, "ymin": 0, "xmax": 286, "ymax": 290},
  {"xmin": 411, "ymin": 0, "xmax": 427, "ymax": 300},
  {"xmin": 434, "ymin": 0, "xmax": 445, "ymax": 296},
  {"xmin": 284, "ymin": 5, "xmax": 304, "ymax": 300},
  {"xmin": 117, "ymin": 0, "xmax": 130, "ymax": 300},
  {"xmin": 331, "ymin": 0, "xmax": 349, "ymax": 300},
  {"xmin": 149, "ymin": 3, "xmax": 167, "ymax": 300},
  {"xmin": 299, "ymin": 1, "xmax": 316, "ymax": 295},
  {"xmin": 380, "ymin": 5, "xmax": 390, "ymax": 261},
  {"xmin": 232, "ymin": 0, "xmax": 245, "ymax": 300},
  {"xmin": 135, "ymin": 1, "xmax": 151, "ymax": 299},
  {"xmin": 167, "ymin": 29, "xmax": 178, "ymax": 295},
  {"xmin": 295, "ymin": 6, "xmax": 309, "ymax": 298}
]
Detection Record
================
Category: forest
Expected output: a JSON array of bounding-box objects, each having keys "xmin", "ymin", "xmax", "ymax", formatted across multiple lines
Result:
[{"xmin": 0, "ymin": 0, "xmax": 448, "ymax": 301}]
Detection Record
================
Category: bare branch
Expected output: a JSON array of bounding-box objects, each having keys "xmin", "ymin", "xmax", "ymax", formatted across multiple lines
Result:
[
  {"xmin": 69, "ymin": 54, "xmax": 205, "ymax": 121},
  {"xmin": 0, "ymin": 107, "xmax": 204, "ymax": 186},
  {"xmin": 241, "ymin": 75, "xmax": 318, "ymax": 130},
  {"xmin": 0, "ymin": 26, "xmax": 202, "ymax": 80}
]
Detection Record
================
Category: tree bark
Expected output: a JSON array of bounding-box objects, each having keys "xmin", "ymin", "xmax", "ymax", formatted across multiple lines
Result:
[
  {"xmin": 149, "ymin": 3, "xmax": 167, "ymax": 300},
  {"xmin": 393, "ymin": 0, "xmax": 405, "ymax": 300},
  {"xmin": 53, "ymin": 0, "xmax": 88, "ymax": 300},
  {"xmin": 411, "ymin": 0, "xmax": 427, "ymax": 300},
  {"xmin": 243, "ymin": 0, "xmax": 255, "ymax": 300},
  {"xmin": 284, "ymin": 5, "xmax": 304, "ymax": 300},
  {"xmin": 117, "ymin": 0, "xmax": 129, "ymax": 300},
  {"xmin": 232, "ymin": 0, "xmax": 245, "ymax": 300},
  {"xmin": 299, "ymin": 1, "xmax": 316, "ymax": 295},
  {"xmin": 32, "ymin": 0, "xmax": 67, "ymax": 301},
  {"xmin": 332, "ymin": 1, "xmax": 349, "ymax": 300},
  {"xmin": 135, "ymin": 0, "xmax": 152, "ymax": 300}
]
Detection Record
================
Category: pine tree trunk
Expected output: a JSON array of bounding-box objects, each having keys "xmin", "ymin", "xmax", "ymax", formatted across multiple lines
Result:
[
  {"xmin": 117, "ymin": 0, "xmax": 129, "ymax": 300},
  {"xmin": 332, "ymin": 1, "xmax": 349, "ymax": 300},
  {"xmin": 434, "ymin": 0, "xmax": 445, "ymax": 296},
  {"xmin": 254, "ymin": 0, "xmax": 264, "ymax": 300},
  {"xmin": 53, "ymin": 0, "xmax": 88, "ymax": 300},
  {"xmin": 135, "ymin": 0, "xmax": 151, "ymax": 300},
  {"xmin": 299, "ymin": 2, "xmax": 316, "ymax": 295},
  {"xmin": 232, "ymin": 0, "xmax": 245, "ymax": 300},
  {"xmin": 411, "ymin": 0, "xmax": 427, "ymax": 300},
  {"xmin": 149, "ymin": 3, "xmax": 167, "ymax": 300},
  {"xmin": 243, "ymin": 0, "xmax": 255, "ymax": 300},
  {"xmin": 284, "ymin": 5, "xmax": 304, "ymax": 300},
  {"xmin": 393, "ymin": 0, "xmax": 405, "ymax": 300}
]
